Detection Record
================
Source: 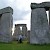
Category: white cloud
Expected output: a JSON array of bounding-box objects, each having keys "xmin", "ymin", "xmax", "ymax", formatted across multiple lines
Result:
[{"xmin": 15, "ymin": 0, "xmax": 30, "ymax": 11}]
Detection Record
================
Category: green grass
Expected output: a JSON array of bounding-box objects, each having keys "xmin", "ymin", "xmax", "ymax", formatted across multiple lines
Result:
[{"xmin": 0, "ymin": 41, "xmax": 50, "ymax": 50}]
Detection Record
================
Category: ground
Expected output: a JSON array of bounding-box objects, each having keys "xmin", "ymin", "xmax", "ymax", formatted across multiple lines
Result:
[{"xmin": 0, "ymin": 41, "xmax": 50, "ymax": 50}]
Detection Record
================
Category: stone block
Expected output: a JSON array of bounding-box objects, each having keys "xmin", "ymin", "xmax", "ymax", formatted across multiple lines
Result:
[
  {"xmin": 0, "ymin": 7, "xmax": 13, "ymax": 43},
  {"xmin": 30, "ymin": 8, "xmax": 50, "ymax": 44}
]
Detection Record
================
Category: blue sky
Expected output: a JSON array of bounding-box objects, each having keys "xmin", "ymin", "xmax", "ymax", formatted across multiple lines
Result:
[{"xmin": 0, "ymin": 0, "xmax": 50, "ymax": 32}]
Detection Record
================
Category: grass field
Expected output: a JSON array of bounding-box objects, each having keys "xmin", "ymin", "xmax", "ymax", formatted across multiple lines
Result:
[{"xmin": 0, "ymin": 41, "xmax": 50, "ymax": 50}]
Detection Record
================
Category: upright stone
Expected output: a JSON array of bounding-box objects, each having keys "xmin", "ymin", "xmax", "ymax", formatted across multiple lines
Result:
[
  {"xmin": 22, "ymin": 25, "xmax": 27, "ymax": 37},
  {"xmin": 27, "ymin": 30, "xmax": 30, "ymax": 42},
  {"xmin": 49, "ymin": 8, "xmax": 50, "ymax": 25},
  {"xmin": 13, "ymin": 25, "xmax": 21, "ymax": 40},
  {"xmin": 0, "ymin": 7, "xmax": 13, "ymax": 43},
  {"xmin": 30, "ymin": 8, "xmax": 50, "ymax": 44},
  {"xmin": 13, "ymin": 24, "xmax": 27, "ymax": 40}
]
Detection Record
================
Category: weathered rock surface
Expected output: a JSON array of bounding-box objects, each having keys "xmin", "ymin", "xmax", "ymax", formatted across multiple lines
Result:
[
  {"xmin": 0, "ymin": 7, "xmax": 13, "ymax": 43},
  {"xmin": 31, "ymin": 2, "xmax": 50, "ymax": 10},
  {"xmin": 13, "ymin": 24, "xmax": 27, "ymax": 41},
  {"xmin": 30, "ymin": 8, "xmax": 50, "ymax": 44}
]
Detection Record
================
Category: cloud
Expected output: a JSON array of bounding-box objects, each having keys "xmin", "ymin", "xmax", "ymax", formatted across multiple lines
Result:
[
  {"xmin": 13, "ymin": 9, "xmax": 30, "ymax": 21},
  {"xmin": 0, "ymin": 0, "xmax": 13, "ymax": 8}
]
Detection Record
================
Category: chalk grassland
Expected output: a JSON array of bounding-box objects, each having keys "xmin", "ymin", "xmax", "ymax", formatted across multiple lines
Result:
[{"xmin": 0, "ymin": 41, "xmax": 50, "ymax": 50}]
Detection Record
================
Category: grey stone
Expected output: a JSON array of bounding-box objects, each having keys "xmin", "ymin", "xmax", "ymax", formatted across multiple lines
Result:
[
  {"xmin": 13, "ymin": 25, "xmax": 21, "ymax": 40},
  {"xmin": 49, "ymin": 8, "xmax": 50, "ymax": 25},
  {"xmin": 0, "ymin": 7, "xmax": 13, "ymax": 14},
  {"xmin": 31, "ymin": 2, "xmax": 50, "ymax": 10},
  {"xmin": 13, "ymin": 24, "xmax": 27, "ymax": 41},
  {"xmin": 30, "ymin": 8, "xmax": 50, "ymax": 44},
  {"xmin": 27, "ymin": 30, "xmax": 30, "ymax": 42},
  {"xmin": 0, "ymin": 7, "xmax": 13, "ymax": 43}
]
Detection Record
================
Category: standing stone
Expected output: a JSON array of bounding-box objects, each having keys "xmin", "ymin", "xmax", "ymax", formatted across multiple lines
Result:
[
  {"xmin": 30, "ymin": 8, "xmax": 50, "ymax": 44},
  {"xmin": 22, "ymin": 25, "xmax": 27, "ymax": 37},
  {"xmin": 0, "ymin": 7, "xmax": 13, "ymax": 43},
  {"xmin": 48, "ymin": 8, "xmax": 50, "ymax": 38},
  {"xmin": 13, "ymin": 25, "xmax": 21, "ymax": 40},
  {"xmin": 13, "ymin": 24, "xmax": 27, "ymax": 40},
  {"xmin": 49, "ymin": 8, "xmax": 50, "ymax": 25},
  {"xmin": 27, "ymin": 30, "xmax": 30, "ymax": 42}
]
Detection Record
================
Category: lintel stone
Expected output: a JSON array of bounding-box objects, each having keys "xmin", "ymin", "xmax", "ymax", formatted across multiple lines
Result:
[
  {"xmin": 0, "ymin": 7, "xmax": 13, "ymax": 14},
  {"xmin": 31, "ymin": 2, "xmax": 50, "ymax": 10},
  {"xmin": 15, "ymin": 24, "xmax": 26, "ymax": 27}
]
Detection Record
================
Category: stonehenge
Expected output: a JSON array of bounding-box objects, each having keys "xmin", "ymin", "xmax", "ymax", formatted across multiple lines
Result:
[
  {"xmin": 0, "ymin": 2, "xmax": 50, "ymax": 44},
  {"xmin": 13, "ymin": 24, "xmax": 27, "ymax": 41},
  {"xmin": 0, "ymin": 7, "xmax": 13, "ymax": 43},
  {"xmin": 30, "ymin": 2, "xmax": 50, "ymax": 44}
]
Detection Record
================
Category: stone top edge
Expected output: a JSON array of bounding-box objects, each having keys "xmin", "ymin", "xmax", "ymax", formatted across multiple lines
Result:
[
  {"xmin": 15, "ymin": 24, "xmax": 27, "ymax": 26},
  {"xmin": 0, "ymin": 7, "xmax": 13, "ymax": 14},
  {"xmin": 31, "ymin": 2, "xmax": 50, "ymax": 10}
]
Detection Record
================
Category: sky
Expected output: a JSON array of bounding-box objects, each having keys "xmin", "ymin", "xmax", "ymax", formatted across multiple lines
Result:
[{"xmin": 0, "ymin": 0, "xmax": 50, "ymax": 33}]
